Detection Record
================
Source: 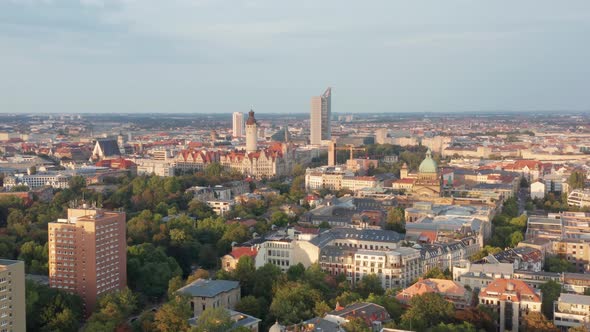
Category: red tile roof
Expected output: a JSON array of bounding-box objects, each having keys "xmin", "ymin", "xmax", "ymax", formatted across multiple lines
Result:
[{"xmin": 228, "ymin": 247, "xmax": 257, "ymax": 259}]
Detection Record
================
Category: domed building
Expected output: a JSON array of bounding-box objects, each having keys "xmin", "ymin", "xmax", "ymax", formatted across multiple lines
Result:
[{"xmin": 412, "ymin": 149, "xmax": 441, "ymax": 197}]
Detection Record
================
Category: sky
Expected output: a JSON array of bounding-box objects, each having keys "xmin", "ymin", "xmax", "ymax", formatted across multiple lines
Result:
[{"xmin": 1, "ymin": 0, "xmax": 589, "ymax": 114}]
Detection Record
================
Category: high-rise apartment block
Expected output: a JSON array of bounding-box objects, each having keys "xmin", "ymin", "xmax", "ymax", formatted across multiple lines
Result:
[
  {"xmin": 0, "ymin": 260, "xmax": 25, "ymax": 332},
  {"xmin": 48, "ymin": 207, "xmax": 126, "ymax": 314},
  {"xmin": 232, "ymin": 112, "xmax": 244, "ymax": 138},
  {"xmin": 310, "ymin": 87, "xmax": 332, "ymax": 145}
]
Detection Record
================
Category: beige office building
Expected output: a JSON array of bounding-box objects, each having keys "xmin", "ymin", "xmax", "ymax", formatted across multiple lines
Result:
[
  {"xmin": 232, "ymin": 112, "xmax": 244, "ymax": 138},
  {"xmin": 0, "ymin": 260, "xmax": 25, "ymax": 332},
  {"xmin": 48, "ymin": 207, "xmax": 127, "ymax": 314},
  {"xmin": 310, "ymin": 87, "xmax": 332, "ymax": 145}
]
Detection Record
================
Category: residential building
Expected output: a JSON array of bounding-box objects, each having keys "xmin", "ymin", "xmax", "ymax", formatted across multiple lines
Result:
[
  {"xmin": 563, "ymin": 273, "xmax": 590, "ymax": 294},
  {"xmin": 553, "ymin": 293, "xmax": 590, "ymax": 330},
  {"xmin": 478, "ymin": 279, "xmax": 542, "ymax": 332},
  {"xmin": 352, "ymin": 247, "xmax": 421, "ymax": 289},
  {"xmin": 0, "ymin": 260, "xmax": 25, "ymax": 332},
  {"xmin": 48, "ymin": 207, "xmax": 127, "ymax": 314},
  {"xmin": 206, "ymin": 199, "xmax": 235, "ymax": 216},
  {"xmin": 324, "ymin": 302, "xmax": 390, "ymax": 330},
  {"xmin": 221, "ymin": 247, "xmax": 258, "ymax": 272},
  {"xmin": 176, "ymin": 279, "xmax": 240, "ymax": 317},
  {"xmin": 232, "ymin": 112, "xmax": 244, "ymax": 138},
  {"xmin": 552, "ymin": 239, "xmax": 590, "ymax": 273},
  {"xmin": 396, "ymin": 278, "xmax": 472, "ymax": 309},
  {"xmin": 310, "ymin": 87, "xmax": 332, "ymax": 145},
  {"xmin": 568, "ymin": 189, "xmax": 590, "ymax": 208},
  {"xmin": 453, "ymin": 260, "xmax": 514, "ymax": 290},
  {"xmin": 525, "ymin": 215, "xmax": 563, "ymax": 241},
  {"xmin": 3, "ymin": 173, "xmax": 70, "ymax": 189},
  {"xmin": 481, "ymin": 247, "xmax": 543, "ymax": 272}
]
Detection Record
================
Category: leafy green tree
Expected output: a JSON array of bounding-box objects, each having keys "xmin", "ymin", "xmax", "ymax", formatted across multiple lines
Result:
[
  {"xmin": 68, "ymin": 175, "xmax": 87, "ymax": 194},
  {"xmin": 253, "ymin": 263, "xmax": 284, "ymax": 302},
  {"xmin": 188, "ymin": 200, "xmax": 215, "ymax": 220},
  {"xmin": 540, "ymin": 280, "xmax": 562, "ymax": 319},
  {"xmin": 335, "ymin": 291, "xmax": 363, "ymax": 307},
  {"xmin": 153, "ymin": 295, "xmax": 192, "ymax": 332},
  {"xmin": 127, "ymin": 243, "xmax": 182, "ymax": 298},
  {"xmin": 385, "ymin": 207, "xmax": 405, "ymax": 233},
  {"xmin": 270, "ymin": 211, "xmax": 290, "ymax": 227},
  {"xmin": 522, "ymin": 312, "xmax": 558, "ymax": 332},
  {"xmin": 232, "ymin": 256, "xmax": 256, "ymax": 296},
  {"xmin": 18, "ymin": 241, "xmax": 48, "ymax": 274},
  {"xmin": 400, "ymin": 293, "xmax": 455, "ymax": 331},
  {"xmin": 269, "ymin": 282, "xmax": 321, "ymax": 325},
  {"xmin": 423, "ymin": 267, "xmax": 452, "ymax": 280},
  {"xmin": 167, "ymin": 276, "xmax": 184, "ymax": 299},
  {"xmin": 366, "ymin": 293, "xmax": 403, "ymax": 321},
  {"xmin": 342, "ymin": 316, "xmax": 371, "ymax": 332},
  {"xmin": 568, "ymin": 171, "xmax": 586, "ymax": 190},
  {"xmin": 471, "ymin": 246, "xmax": 503, "ymax": 261},
  {"xmin": 544, "ymin": 255, "xmax": 577, "ymax": 273},
  {"xmin": 84, "ymin": 288, "xmax": 138, "ymax": 331},
  {"xmin": 356, "ymin": 274, "xmax": 384, "ymax": 298},
  {"xmin": 186, "ymin": 268, "xmax": 210, "ymax": 284},
  {"xmin": 430, "ymin": 322, "xmax": 478, "ymax": 332},
  {"xmin": 235, "ymin": 295, "xmax": 264, "ymax": 319},
  {"xmin": 194, "ymin": 307, "xmax": 233, "ymax": 332},
  {"xmin": 508, "ymin": 231, "xmax": 524, "ymax": 247},
  {"xmin": 26, "ymin": 280, "xmax": 84, "ymax": 332},
  {"xmin": 287, "ymin": 263, "xmax": 306, "ymax": 281},
  {"xmin": 314, "ymin": 300, "xmax": 332, "ymax": 317}
]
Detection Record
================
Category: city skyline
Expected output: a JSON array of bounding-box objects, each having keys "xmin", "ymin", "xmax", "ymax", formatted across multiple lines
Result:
[{"xmin": 1, "ymin": 1, "xmax": 590, "ymax": 114}]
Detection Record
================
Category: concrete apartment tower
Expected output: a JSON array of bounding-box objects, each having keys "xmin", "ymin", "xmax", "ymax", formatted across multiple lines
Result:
[
  {"xmin": 48, "ymin": 207, "xmax": 127, "ymax": 314},
  {"xmin": 232, "ymin": 112, "xmax": 244, "ymax": 138},
  {"xmin": 0, "ymin": 259, "xmax": 26, "ymax": 332},
  {"xmin": 245, "ymin": 109, "xmax": 258, "ymax": 153},
  {"xmin": 310, "ymin": 87, "xmax": 332, "ymax": 145}
]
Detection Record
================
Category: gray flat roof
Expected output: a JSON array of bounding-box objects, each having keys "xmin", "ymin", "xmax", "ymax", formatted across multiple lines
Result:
[
  {"xmin": 559, "ymin": 293, "xmax": 590, "ymax": 305},
  {"xmin": 0, "ymin": 259, "xmax": 22, "ymax": 266},
  {"xmin": 177, "ymin": 279, "xmax": 239, "ymax": 298}
]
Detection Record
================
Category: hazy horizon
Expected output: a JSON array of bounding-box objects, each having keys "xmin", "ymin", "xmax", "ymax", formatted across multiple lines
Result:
[{"xmin": 1, "ymin": 0, "xmax": 589, "ymax": 114}]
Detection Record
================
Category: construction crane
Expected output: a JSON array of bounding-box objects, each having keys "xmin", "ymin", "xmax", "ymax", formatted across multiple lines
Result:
[{"xmin": 328, "ymin": 141, "xmax": 366, "ymax": 166}]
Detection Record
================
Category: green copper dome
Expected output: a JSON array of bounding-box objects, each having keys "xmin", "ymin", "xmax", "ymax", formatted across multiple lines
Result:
[{"xmin": 419, "ymin": 149, "xmax": 438, "ymax": 173}]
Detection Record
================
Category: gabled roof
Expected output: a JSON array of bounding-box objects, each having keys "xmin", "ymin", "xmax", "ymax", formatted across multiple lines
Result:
[
  {"xmin": 227, "ymin": 247, "xmax": 258, "ymax": 260},
  {"xmin": 96, "ymin": 139, "xmax": 120, "ymax": 157}
]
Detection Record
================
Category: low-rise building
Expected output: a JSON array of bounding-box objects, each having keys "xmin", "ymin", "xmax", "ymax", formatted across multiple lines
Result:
[
  {"xmin": 177, "ymin": 279, "xmax": 240, "ymax": 317},
  {"xmin": 221, "ymin": 247, "xmax": 258, "ymax": 272},
  {"xmin": 482, "ymin": 247, "xmax": 543, "ymax": 272},
  {"xmin": 553, "ymin": 293, "xmax": 590, "ymax": 330},
  {"xmin": 206, "ymin": 199, "xmax": 234, "ymax": 216},
  {"xmin": 563, "ymin": 273, "xmax": 590, "ymax": 295},
  {"xmin": 324, "ymin": 302, "xmax": 390, "ymax": 330}
]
